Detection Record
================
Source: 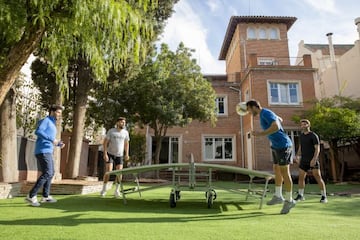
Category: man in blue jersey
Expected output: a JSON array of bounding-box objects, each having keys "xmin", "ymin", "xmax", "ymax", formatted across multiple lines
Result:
[
  {"xmin": 246, "ymin": 100, "xmax": 296, "ymax": 214},
  {"xmin": 25, "ymin": 105, "xmax": 65, "ymax": 207}
]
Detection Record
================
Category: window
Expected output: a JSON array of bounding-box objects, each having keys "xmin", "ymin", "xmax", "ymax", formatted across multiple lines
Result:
[
  {"xmin": 258, "ymin": 57, "xmax": 276, "ymax": 65},
  {"xmin": 204, "ymin": 136, "xmax": 234, "ymax": 161},
  {"xmin": 247, "ymin": 27, "xmax": 256, "ymax": 39},
  {"xmin": 286, "ymin": 130, "xmax": 301, "ymax": 156},
  {"xmin": 169, "ymin": 137, "xmax": 179, "ymax": 164},
  {"xmin": 268, "ymin": 82, "xmax": 301, "ymax": 105},
  {"xmin": 269, "ymin": 28, "xmax": 279, "ymax": 39},
  {"xmin": 215, "ymin": 96, "xmax": 227, "ymax": 116},
  {"xmin": 258, "ymin": 28, "xmax": 267, "ymax": 39}
]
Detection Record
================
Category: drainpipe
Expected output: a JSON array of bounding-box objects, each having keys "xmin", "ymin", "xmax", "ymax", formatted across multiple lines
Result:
[{"xmin": 229, "ymin": 86, "xmax": 245, "ymax": 168}]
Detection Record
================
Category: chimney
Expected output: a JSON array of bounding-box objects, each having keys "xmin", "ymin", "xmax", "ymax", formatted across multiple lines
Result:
[
  {"xmin": 326, "ymin": 33, "xmax": 336, "ymax": 62},
  {"xmin": 355, "ymin": 17, "xmax": 360, "ymax": 40}
]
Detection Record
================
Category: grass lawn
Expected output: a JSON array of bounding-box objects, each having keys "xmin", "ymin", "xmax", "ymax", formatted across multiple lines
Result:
[{"xmin": 0, "ymin": 182, "xmax": 359, "ymax": 240}]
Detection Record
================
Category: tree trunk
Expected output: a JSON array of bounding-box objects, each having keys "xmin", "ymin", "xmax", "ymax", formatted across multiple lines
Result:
[
  {"xmin": 0, "ymin": 88, "xmax": 18, "ymax": 182},
  {"xmin": 154, "ymin": 134, "xmax": 163, "ymax": 179},
  {"xmin": 328, "ymin": 140, "xmax": 339, "ymax": 182},
  {"xmin": 0, "ymin": 25, "xmax": 44, "ymax": 105},
  {"xmin": 53, "ymin": 88, "xmax": 64, "ymax": 180},
  {"xmin": 65, "ymin": 60, "xmax": 92, "ymax": 178}
]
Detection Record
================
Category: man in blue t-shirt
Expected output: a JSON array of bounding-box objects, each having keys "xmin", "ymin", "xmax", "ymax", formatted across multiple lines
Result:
[
  {"xmin": 246, "ymin": 100, "xmax": 296, "ymax": 214},
  {"xmin": 25, "ymin": 105, "xmax": 65, "ymax": 207}
]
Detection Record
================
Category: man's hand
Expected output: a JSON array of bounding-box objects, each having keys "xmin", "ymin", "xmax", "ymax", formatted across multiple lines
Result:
[
  {"xmin": 124, "ymin": 155, "xmax": 130, "ymax": 161},
  {"xmin": 293, "ymin": 156, "xmax": 301, "ymax": 164},
  {"xmin": 310, "ymin": 159, "xmax": 316, "ymax": 167},
  {"xmin": 103, "ymin": 153, "xmax": 109, "ymax": 162},
  {"xmin": 251, "ymin": 130, "xmax": 262, "ymax": 137}
]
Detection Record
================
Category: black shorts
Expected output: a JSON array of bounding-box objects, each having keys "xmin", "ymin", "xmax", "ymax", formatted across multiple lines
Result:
[
  {"xmin": 106, "ymin": 154, "xmax": 124, "ymax": 166},
  {"xmin": 271, "ymin": 147, "xmax": 293, "ymax": 166},
  {"xmin": 299, "ymin": 160, "xmax": 320, "ymax": 172}
]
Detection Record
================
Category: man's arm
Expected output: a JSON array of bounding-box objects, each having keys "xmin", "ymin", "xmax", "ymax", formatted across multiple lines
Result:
[
  {"xmin": 252, "ymin": 120, "xmax": 280, "ymax": 137},
  {"xmin": 103, "ymin": 138, "xmax": 109, "ymax": 161},
  {"xmin": 310, "ymin": 144, "xmax": 320, "ymax": 166},
  {"xmin": 124, "ymin": 140, "xmax": 129, "ymax": 161}
]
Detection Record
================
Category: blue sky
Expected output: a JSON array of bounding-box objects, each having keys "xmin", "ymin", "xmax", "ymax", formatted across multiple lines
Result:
[{"xmin": 158, "ymin": 0, "xmax": 360, "ymax": 74}]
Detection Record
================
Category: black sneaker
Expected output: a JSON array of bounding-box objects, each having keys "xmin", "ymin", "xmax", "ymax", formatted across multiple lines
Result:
[
  {"xmin": 294, "ymin": 194, "xmax": 305, "ymax": 201},
  {"xmin": 320, "ymin": 195, "xmax": 328, "ymax": 203}
]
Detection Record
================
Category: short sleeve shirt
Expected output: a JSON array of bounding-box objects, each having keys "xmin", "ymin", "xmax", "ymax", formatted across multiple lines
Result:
[
  {"xmin": 105, "ymin": 128, "xmax": 130, "ymax": 157},
  {"xmin": 300, "ymin": 131, "xmax": 320, "ymax": 162},
  {"xmin": 260, "ymin": 108, "xmax": 292, "ymax": 149}
]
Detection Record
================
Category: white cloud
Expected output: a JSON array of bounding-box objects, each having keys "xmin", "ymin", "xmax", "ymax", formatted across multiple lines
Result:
[
  {"xmin": 159, "ymin": 0, "xmax": 225, "ymax": 74},
  {"xmin": 303, "ymin": 0, "xmax": 338, "ymax": 14},
  {"xmin": 206, "ymin": 0, "xmax": 221, "ymax": 13}
]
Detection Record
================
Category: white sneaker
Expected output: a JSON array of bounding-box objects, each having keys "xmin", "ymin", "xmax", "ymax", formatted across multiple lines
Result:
[
  {"xmin": 40, "ymin": 196, "xmax": 57, "ymax": 203},
  {"xmin": 25, "ymin": 195, "xmax": 40, "ymax": 207},
  {"xmin": 100, "ymin": 190, "xmax": 106, "ymax": 197},
  {"xmin": 114, "ymin": 190, "xmax": 121, "ymax": 198}
]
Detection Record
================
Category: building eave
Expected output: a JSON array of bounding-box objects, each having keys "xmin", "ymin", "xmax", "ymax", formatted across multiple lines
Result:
[{"xmin": 219, "ymin": 16, "xmax": 297, "ymax": 60}]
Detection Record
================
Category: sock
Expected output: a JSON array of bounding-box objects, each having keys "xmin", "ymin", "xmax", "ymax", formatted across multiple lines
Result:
[
  {"xmin": 115, "ymin": 183, "xmax": 120, "ymax": 192},
  {"xmin": 298, "ymin": 188, "xmax": 304, "ymax": 196},
  {"xmin": 321, "ymin": 190, "xmax": 326, "ymax": 197},
  {"xmin": 285, "ymin": 191, "xmax": 293, "ymax": 202},
  {"xmin": 275, "ymin": 186, "xmax": 283, "ymax": 198},
  {"xmin": 102, "ymin": 183, "xmax": 107, "ymax": 192}
]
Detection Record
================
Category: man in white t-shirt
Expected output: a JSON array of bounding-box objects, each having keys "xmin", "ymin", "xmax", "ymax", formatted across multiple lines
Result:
[{"xmin": 100, "ymin": 117, "xmax": 130, "ymax": 197}]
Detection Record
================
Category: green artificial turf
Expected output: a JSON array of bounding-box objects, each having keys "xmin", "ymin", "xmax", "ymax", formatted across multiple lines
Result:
[{"xmin": 0, "ymin": 182, "xmax": 359, "ymax": 240}]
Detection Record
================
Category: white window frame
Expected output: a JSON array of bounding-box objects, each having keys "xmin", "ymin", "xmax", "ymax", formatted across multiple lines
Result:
[
  {"xmin": 269, "ymin": 27, "xmax": 280, "ymax": 39},
  {"xmin": 247, "ymin": 27, "xmax": 256, "ymax": 39},
  {"xmin": 267, "ymin": 80, "xmax": 302, "ymax": 105},
  {"xmin": 258, "ymin": 57, "xmax": 277, "ymax": 66},
  {"xmin": 286, "ymin": 130, "xmax": 301, "ymax": 157},
  {"xmin": 202, "ymin": 135, "xmax": 236, "ymax": 162},
  {"xmin": 215, "ymin": 95, "xmax": 228, "ymax": 116},
  {"xmin": 258, "ymin": 28, "xmax": 267, "ymax": 39}
]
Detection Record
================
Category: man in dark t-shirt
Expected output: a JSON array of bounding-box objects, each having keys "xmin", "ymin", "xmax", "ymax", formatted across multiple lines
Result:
[{"xmin": 294, "ymin": 119, "xmax": 328, "ymax": 203}]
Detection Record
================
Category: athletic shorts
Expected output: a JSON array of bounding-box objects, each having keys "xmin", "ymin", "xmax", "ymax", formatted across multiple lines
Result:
[
  {"xmin": 299, "ymin": 160, "xmax": 320, "ymax": 172},
  {"xmin": 106, "ymin": 154, "xmax": 124, "ymax": 166},
  {"xmin": 271, "ymin": 147, "xmax": 293, "ymax": 166}
]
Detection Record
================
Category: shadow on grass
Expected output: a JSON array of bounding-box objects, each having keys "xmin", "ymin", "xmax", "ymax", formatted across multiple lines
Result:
[
  {"xmin": 33, "ymin": 194, "xmax": 258, "ymax": 215},
  {"xmin": 0, "ymin": 210, "xmax": 272, "ymax": 227},
  {"xmin": 0, "ymin": 194, "xmax": 276, "ymax": 226}
]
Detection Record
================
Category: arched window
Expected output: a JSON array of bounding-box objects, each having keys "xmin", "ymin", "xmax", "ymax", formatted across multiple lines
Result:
[
  {"xmin": 269, "ymin": 27, "xmax": 279, "ymax": 39},
  {"xmin": 247, "ymin": 27, "xmax": 256, "ymax": 39},
  {"xmin": 258, "ymin": 28, "xmax": 267, "ymax": 39}
]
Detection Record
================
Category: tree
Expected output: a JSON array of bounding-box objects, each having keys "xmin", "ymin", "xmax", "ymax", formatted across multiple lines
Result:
[
  {"xmin": 294, "ymin": 97, "xmax": 360, "ymax": 182},
  {"xmin": 0, "ymin": 0, "xmax": 165, "ymax": 105},
  {"xmin": 23, "ymin": 0, "xmax": 179, "ymax": 178},
  {"xmin": 15, "ymin": 73, "xmax": 42, "ymax": 139},
  {"xmin": 90, "ymin": 43, "xmax": 217, "ymax": 168}
]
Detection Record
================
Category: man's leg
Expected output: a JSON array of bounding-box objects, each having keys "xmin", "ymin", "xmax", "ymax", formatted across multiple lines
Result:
[
  {"xmin": 280, "ymin": 165, "xmax": 293, "ymax": 201},
  {"xmin": 26, "ymin": 153, "xmax": 54, "ymax": 206},
  {"xmin": 280, "ymin": 164, "xmax": 296, "ymax": 214},
  {"xmin": 114, "ymin": 164, "xmax": 123, "ymax": 198},
  {"xmin": 41, "ymin": 153, "xmax": 55, "ymax": 198},
  {"xmin": 101, "ymin": 162, "xmax": 113, "ymax": 196},
  {"xmin": 273, "ymin": 164, "xmax": 284, "ymax": 197},
  {"xmin": 295, "ymin": 169, "xmax": 307, "ymax": 201},
  {"xmin": 312, "ymin": 168, "xmax": 328, "ymax": 203}
]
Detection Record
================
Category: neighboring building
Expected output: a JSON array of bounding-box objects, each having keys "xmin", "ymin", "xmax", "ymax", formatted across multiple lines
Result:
[
  {"xmin": 296, "ymin": 17, "xmax": 360, "ymax": 99},
  {"xmin": 144, "ymin": 16, "xmax": 317, "ymax": 172}
]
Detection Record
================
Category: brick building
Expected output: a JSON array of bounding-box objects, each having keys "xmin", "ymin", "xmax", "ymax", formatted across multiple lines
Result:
[{"xmin": 144, "ymin": 16, "xmax": 317, "ymax": 172}]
